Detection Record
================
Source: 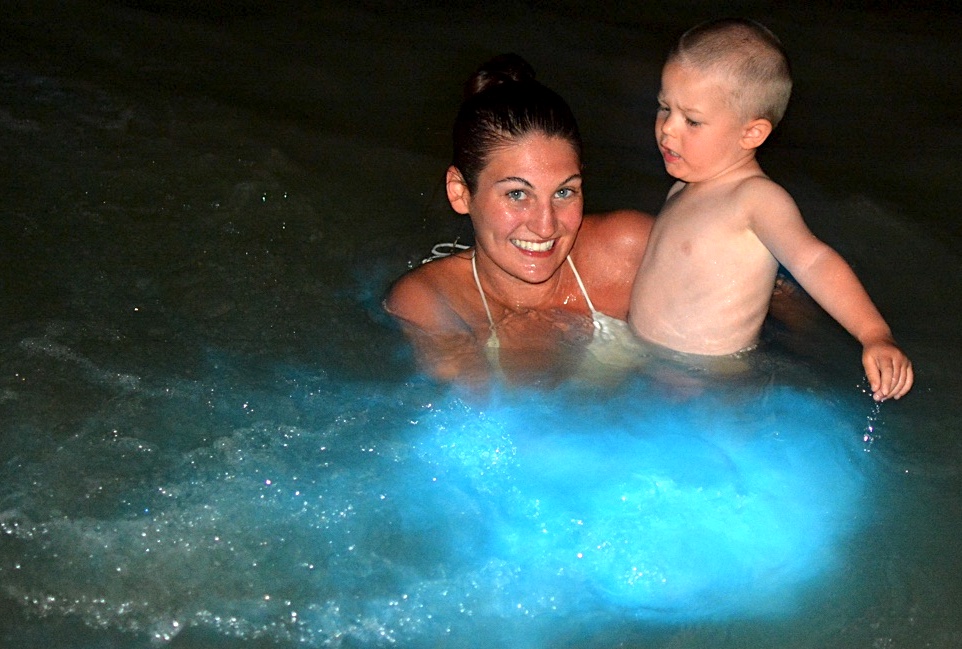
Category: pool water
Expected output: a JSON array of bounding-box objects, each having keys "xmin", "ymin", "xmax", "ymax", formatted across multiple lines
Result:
[{"xmin": 2, "ymin": 2, "xmax": 961, "ymax": 648}]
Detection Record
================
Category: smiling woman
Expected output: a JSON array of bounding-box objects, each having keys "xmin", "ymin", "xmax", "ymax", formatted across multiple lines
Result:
[{"xmin": 383, "ymin": 54, "xmax": 654, "ymax": 387}]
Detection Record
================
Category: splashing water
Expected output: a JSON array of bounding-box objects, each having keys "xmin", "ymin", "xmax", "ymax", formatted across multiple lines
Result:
[
  {"xmin": 857, "ymin": 377, "xmax": 884, "ymax": 450},
  {"xmin": 0, "ymin": 345, "xmax": 871, "ymax": 648}
]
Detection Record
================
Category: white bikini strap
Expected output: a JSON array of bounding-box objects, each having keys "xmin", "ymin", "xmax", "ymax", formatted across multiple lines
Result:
[
  {"xmin": 473, "ymin": 253, "xmax": 594, "ymax": 340},
  {"xmin": 566, "ymin": 255, "xmax": 600, "ymax": 315},
  {"xmin": 472, "ymin": 250, "xmax": 498, "ymax": 334}
]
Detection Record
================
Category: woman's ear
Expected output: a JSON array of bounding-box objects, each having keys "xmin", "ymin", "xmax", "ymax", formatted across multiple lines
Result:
[
  {"xmin": 445, "ymin": 166, "xmax": 471, "ymax": 215},
  {"xmin": 740, "ymin": 118, "xmax": 773, "ymax": 150}
]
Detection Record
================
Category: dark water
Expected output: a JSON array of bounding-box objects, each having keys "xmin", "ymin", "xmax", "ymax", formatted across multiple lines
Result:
[{"xmin": 2, "ymin": 1, "xmax": 961, "ymax": 647}]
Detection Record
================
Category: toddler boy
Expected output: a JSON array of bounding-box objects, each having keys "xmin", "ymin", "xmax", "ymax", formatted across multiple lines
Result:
[{"xmin": 628, "ymin": 18, "xmax": 913, "ymax": 400}]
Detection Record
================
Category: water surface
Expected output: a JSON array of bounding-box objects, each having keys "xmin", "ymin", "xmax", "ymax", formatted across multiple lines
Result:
[{"xmin": 2, "ymin": 1, "xmax": 961, "ymax": 647}]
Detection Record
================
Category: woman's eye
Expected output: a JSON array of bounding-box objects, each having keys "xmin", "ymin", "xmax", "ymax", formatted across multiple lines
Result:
[
  {"xmin": 657, "ymin": 105, "xmax": 669, "ymax": 114},
  {"xmin": 507, "ymin": 189, "xmax": 526, "ymax": 200},
  {"xmin": 555, "ymin": 188, "xmax": 576, "ymax": 199}
]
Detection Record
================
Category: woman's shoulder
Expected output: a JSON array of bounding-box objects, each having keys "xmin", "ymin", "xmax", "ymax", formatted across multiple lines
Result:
[
  {"xmin": 579, "ymin": 209, "xmax": 654, "ymax": 256},
  {"xmin": 383, "ymin": 254, "xmax": 473, "ymax": 332},
  {"xmin": 571, "ymin": 209, "xmax": 655, "ymax": 318}
]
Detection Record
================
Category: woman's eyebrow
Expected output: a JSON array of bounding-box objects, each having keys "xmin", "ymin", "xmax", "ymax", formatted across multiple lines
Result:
[
  {"xmin": 496, "ymin": 176, "xmax": 533, "ymax": 187},
  {"xmin": 495, "ymin": 174, "xmax": 582, "ymax": 187}
]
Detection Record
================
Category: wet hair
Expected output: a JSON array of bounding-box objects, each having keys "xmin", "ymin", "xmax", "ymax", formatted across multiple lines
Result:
[
  {"xmin": 668, "ymin": 18, "xmax": 792, "ymax": 127},
  {"xmin": 452, "ymin": 53, "xmax": 583, "ymax": 193}
]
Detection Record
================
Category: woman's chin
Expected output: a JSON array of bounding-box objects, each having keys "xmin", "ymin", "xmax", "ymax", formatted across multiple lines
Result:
[{"xmin": 512, "ymin": 254, "xmax": 568, "ymax": 281}]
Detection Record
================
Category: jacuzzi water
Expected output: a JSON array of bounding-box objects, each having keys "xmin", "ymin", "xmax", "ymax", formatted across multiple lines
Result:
[{"xmin": 2, "ymin": 2, "xmax": 961, "ymax": 648}]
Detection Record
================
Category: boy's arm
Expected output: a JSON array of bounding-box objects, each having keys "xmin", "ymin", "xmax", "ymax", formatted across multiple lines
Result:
[
  {"xmin": 745, "ymin": 180, "xmax": 914, "ymax": 400},
  {"xmin": 787, "ymin": 246, "xmax": 913, "ymax": 400}
]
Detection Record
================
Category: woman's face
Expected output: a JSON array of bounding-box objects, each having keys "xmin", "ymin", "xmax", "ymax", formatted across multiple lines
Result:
[{"xmin": 448, "ymin": 133, "xmax": 583, "ymax": 285}]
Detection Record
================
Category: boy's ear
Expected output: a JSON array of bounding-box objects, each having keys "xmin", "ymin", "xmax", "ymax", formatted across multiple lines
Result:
[
  {"xmin": 740, "ymin": 118, "xmax": 773, "ymax": 150},
  {"xmin": 445, "ymin": 166, "xmax": 471, "ymax": 215}
]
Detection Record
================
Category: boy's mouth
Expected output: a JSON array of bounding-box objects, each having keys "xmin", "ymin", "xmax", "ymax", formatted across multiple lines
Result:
[{"xmin": 661, "ymin": 146, "xmax": 681, "ymax": 163}]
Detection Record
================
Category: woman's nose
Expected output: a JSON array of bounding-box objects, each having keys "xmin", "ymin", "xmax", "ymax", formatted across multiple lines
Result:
[{"xmin": 528, "ymin": 201, "xmax": 557, "ymax": 238}]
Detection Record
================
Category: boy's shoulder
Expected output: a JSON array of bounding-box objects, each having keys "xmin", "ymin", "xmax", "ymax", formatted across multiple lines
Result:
[
  {"xmin": 731, "ymin": 173, "xmax": 792, "ymax": 202},
  {"xmin": 730, "ymin": 174, "xmax": 800, "ymax": 224}
]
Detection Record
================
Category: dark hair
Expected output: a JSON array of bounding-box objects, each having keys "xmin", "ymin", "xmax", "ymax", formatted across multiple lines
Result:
[{"xmin": 452, "ymin": 54, "xmax": 583, "ymax": 193}]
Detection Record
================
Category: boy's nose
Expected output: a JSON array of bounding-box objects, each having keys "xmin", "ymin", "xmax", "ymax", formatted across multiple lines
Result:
[{"xmin": 659, "ymin": 115, "xmax": 675, "ymax": 137}]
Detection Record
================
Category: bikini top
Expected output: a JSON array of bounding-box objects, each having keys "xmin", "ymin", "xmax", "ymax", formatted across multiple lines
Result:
[{"xmin": 471, "ymin": 251, "xmax": 642, "ymax": 371}]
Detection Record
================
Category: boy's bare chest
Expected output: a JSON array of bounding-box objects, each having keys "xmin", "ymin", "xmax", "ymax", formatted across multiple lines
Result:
[{"xmin": 655, "ymin": 189, "xmax": 743, "ymax": 247}]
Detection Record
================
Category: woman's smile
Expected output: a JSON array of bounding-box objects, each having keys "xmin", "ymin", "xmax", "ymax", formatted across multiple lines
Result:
[{"xmin": 511, "ymin": 238, "xmax": 556, "ymax": 254}]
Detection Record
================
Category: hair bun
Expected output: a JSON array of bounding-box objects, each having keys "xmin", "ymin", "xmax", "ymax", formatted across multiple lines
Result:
[{"xmin": 464, "ymin": 53, "xmax": 537, "ymax": 98}]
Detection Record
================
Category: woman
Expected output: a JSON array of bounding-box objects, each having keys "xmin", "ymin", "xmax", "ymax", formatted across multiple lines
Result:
[{"xmin": 384, "ymin": 54, "xmax": 653, "ymax": 385}]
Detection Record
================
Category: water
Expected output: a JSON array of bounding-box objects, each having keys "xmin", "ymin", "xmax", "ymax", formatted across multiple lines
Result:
[{"xmin": 2, "ymin": 1, "xmax": 961, "ymax": 647}]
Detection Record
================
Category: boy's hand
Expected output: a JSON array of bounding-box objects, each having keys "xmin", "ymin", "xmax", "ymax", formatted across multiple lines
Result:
[{"xmin": 862, "ymin": 341, "xmax": 914, "ymax": 401}]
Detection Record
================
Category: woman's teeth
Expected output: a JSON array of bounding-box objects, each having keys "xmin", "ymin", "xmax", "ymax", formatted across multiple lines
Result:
[{"xmin": 512, "ymin": 239, "xmax": 554, "ymax": 252}]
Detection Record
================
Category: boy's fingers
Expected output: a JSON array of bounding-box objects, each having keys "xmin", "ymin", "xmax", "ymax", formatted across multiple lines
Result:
[
  {"xmin": 894, "ymin": 364, "xmax": 915, "ymax": 399},
  {"xmin": 869, "ymin": 355, "xmax": 894, "ymax": 401},
  {"xmin": 879, "ymin": 358, "xmax": 913, "ymax": 400},
  {"xmin": 864, "ymin": 345, "xmax": 914, "ymax": 401},
  {"xmin": 864, "ymin": 354, "xmax": 882, "ymax": 393}
]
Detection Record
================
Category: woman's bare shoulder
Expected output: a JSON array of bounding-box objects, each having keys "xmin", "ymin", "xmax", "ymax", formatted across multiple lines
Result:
[
  {"xmin": 569, "ymin": 209, "xmax": 655, "ymax": 318},
  {"xmin": 579, "ymin": 209, "xmax": 655, "ymax": 256},
  {"xmin": 383, "ymin": 256, "xmax": 471, "ymax": 333}
]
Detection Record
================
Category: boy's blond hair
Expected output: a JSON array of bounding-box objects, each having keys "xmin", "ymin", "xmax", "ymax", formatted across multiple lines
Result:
[{"xmin": 668, "ymin": 18, "xmax": 792, "ymax": 127}]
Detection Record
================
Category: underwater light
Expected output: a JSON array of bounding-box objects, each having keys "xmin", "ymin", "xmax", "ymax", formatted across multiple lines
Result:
[
  {"xmin": 414, "ymin": 385, "xmax": 866, "ymax": 621},
  {"xmin": 0, "ymin": 374, "xmax": 868, "ymax": 646}
]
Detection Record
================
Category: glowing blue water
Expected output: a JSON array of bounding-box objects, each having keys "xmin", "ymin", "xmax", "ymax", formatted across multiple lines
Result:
[
  {"xmin": 0, "ymin": 347, "xmax": 871, "ymax": 647},
  {"xmin": 412, "ymin": 385, "xmax": 866, "ymax": 621},
  {"xmin": 3, "ymin": 2, "xmax": 960, "ymax": 647}
]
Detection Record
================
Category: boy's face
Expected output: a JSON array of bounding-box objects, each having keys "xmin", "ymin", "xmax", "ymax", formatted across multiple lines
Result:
[{"xmin": 655, "ymin": 62, "xmax": 756, "ymax": 184}]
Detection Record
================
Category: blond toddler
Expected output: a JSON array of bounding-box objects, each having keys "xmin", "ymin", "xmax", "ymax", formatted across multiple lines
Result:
[{"xmin": 628, "ymin": 18, "xmax": 913, "ymax": 400}]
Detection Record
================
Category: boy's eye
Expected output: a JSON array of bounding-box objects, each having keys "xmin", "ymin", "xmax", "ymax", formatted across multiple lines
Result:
[{"xmin": 685, "ymin": 117, "xmax": 701, "ymax": 127}]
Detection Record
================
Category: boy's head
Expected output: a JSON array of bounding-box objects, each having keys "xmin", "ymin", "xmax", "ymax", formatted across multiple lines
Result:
[{"xmin": 668, "ymin": 18, "xmax": 792, "ymax": 128}]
